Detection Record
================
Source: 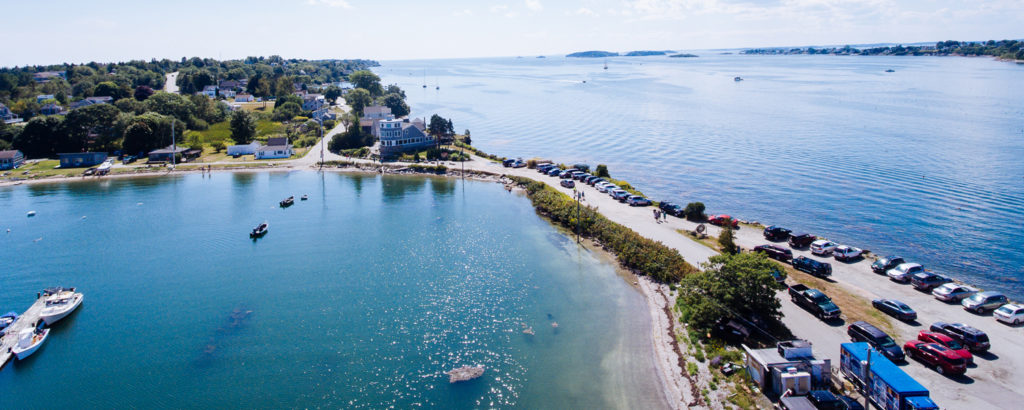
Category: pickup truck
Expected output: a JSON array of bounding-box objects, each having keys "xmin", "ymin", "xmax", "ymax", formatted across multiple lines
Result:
[{"xmin": 789, "ymin": 284, "xmax": 842, "ymax": 320}]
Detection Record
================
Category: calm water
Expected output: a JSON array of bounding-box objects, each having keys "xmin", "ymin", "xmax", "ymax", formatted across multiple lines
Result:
[
  {"xmin": 0, "ymin": 173, "xmax": 666, "ymax": 409},
  {"xmin": 378, "ymin": 54, "xmax": 1024, "ymax": 298}
]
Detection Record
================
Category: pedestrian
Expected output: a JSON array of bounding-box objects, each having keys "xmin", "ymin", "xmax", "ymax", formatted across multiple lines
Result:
[
  {"xmin": 654, "ymin": 209, "xmax": 660, "ymax": 223},
  {"xmin": 663, "ymin": 211, "xmax": 667, "ymax": 223},
  {"xmin": 581, "ymin": 191, "xmax": 585, "ymax": 201}
]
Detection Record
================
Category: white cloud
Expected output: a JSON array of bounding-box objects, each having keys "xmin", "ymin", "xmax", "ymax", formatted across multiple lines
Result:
[
  {"xmin": 453, "ymin": 9, "xmax": 473, "ymax": 16},
  {"xmin": 306, "ymin": 0, "xmax": 352, "ymax": 8},
  {"xmin": 525, "ymin": 0, "xmax": 544, "ymax": 12},
  {"xmin": 490, "ymin": 4, "xmax": 509, "ymax": 13},
  {"xmin": 575, "ymin": 7, "xmax": 598, "ymax": 17}
]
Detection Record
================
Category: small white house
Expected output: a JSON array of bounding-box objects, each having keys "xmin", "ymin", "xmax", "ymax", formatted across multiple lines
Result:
[
  {"xmin": 234, "ymin": 93, "xmax": 254, "ymax": 103},
  {"xmin": 255, "ymin": 137, "xmax": 293, "ymax": 159},
  {"xmin": 227, "ymin": 142, "xmax": 260, "ymax": 156}
]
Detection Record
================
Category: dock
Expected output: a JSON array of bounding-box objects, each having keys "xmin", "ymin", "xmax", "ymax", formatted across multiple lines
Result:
[{"xmin": 0, "ymin": 295, "xmax": 47, "ymax": 369}]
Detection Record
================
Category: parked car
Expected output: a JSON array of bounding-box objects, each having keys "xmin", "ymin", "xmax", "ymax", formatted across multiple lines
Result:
[
  {"xmin": 807, "ymin": 390, "xmax": 844, "ymax": 410},
  {"xmin": 573, "ymin": 172, "xmax": 590, "ymax": 181},
  {"xmin": 929, "ymin": 322, "xmax": 990, "ymax": 352},
  {"xmin": 932, "ymin": 283, "xmax": 979, "ymax": 303},
  {"xmin": 511, "ymin": 159, "xmax": 527, "ymax": 168},
  {"xmin": 121, "ymin": 155, "xmax": 137, "ymax": 164},
  {"xmin": 596, "ymin": 183, "xmax": 614, "ymax": 193},
  {"xmin": 886, "ymin": 263, "xmax": 924, "ymax": 283},
  {"xmin": 502, "ymin": 158, "xmax": 516, "ymax": 167},
  {"xmin": 659, "ymin": 202, "xmax": 684, "ymax": 217},
  {"xmin": 993, "ymin": 303, "xmax": 1024, "ymax": 325},
  {"xmin": 917, "ymin": 331, "xmax": 973, "ymax": 365},
  {"xmin": 559, "ymin": 179, "xmax": 575, "ymax": 188},
  {"xmin": 848, "ymin": 321, "xmax": 905, "ymax": 362},
  {"xmin": 872, "ymin": 299, "xmax": 917, "ymax": 321},
  {"xmin": 547, "ymin": 168, "xmax": 562, "ymax": 176},
  {"xmin": 792, "ymin": 256, "xmax": 832, "ymax": 277},
  {"xmin": 707, "ymin": 214, "xmax": 739, "ymax": 228},
  {"xmin": 559, "ymin": 170, "xmax": 576, "ymax": 179},
  {"xmin": 836, "ymin": 395, "xmax": 865, "ymax": 410},
  {"xmin": 961, "ymin": 291, "xmax": 1008, "ymax": 314},
  {"xmin": 833, "ymin": 245, "xmax": 863, "ymax": 261},
  {"xmin": 611, "ymin": 190, "xmax": 630, "ymax": 201},
  {"xmin": 871, "ymin": 255, "xmax": 906, "ymax": 274},
  {"xmin": 536, "ymin": 164, "xmax": 555, "ymax": 172},
  {"xmin": 627, "ymin": 196, "xmax": 651, "ymax": 206},
  {"xmin": 763, "ymin": 225, "xmax": 791, "ymax": 241},
  {"xmin": 788, "ymin": 232, "xmax": 816, "ymax": 248},
  {"xmin": 810, "ymin": 240, "xmax": 838, "ymax": 256},
  {"xmin": 587, "ymin": 177, "xmax": 604, "ymax": 186},
  {"xmin": 911, "ymin": 272, "xmax": 952, "ymax": 292},
  {"xmin": 753, "ymin": 244, "xmax": 793, "ymax": 262},
  {"xmin": 903, "ymin": 341, "xmax": 967, "ymax": 376},
  {"xmin": 581, "ymin": 175, "xmax": 597, "ymax": 184},
  {"xmin": 790, "ymin": 284, "xmax": 841, "ymax": 320}
]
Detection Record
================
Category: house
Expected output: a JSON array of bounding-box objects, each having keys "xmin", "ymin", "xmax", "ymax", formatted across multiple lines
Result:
[
  {"xmin": 255, "ymin": 137, "xmax": 292, "ymax": 159},
  {"xmin": 147, "ymin": 146, "xmax": 189, "ymax": 163},
  {"xmin": 40, "ymin": 103, "xmax": 64, "ymax": 116},
  {"xmin": 379, "ymin": 118, "xmax": 435, "ymax": 157},
  {"xmin": 199, "ymin": 85, "xmax": 219, "ymax": 98},
  {"xmin": 0, "ymin": 150, "xmax": 25, "ymax": 170},
  {"xmin": 58, "ymin": 152, "xmax": 107, "ymax": 168},
  {"xmin": 219, "ymin": 88, "xmax": 236, "ymax": 98},
  {"xmin": 301, "ymin": 94, "xmax": 325, "ymax": 111},
  {"xmin": 1, "ymin": 103, "xmax": 21, "ymax": 123},
  {"xmin": 360, "ymin": 105, "xmax": 395, "ymax": 137},
  {"xmin": 226, "ymin": 142, "xmax": 260, "ymax": 156},
  {"xmin": 311, "ymin": 106, "xmax": 333, "ymax": 121},
  {"xmin": 36, "ymin": 94, "xmax": 56, "ymax": 104},
  {"xmin": 234, "ymin": 93, "xmax": 254, "ymax": 103},
  {"xmin": 218, "ymin": 80, "xmax": 242, "ymax": 91},
  {"xmin": 69, "ymin": 96, "xmax": 114, "ymax": 110},
  {"xmin": 743, "ymin": 340, "xmax": 831, "ymax": 397},
  {"xmin": 33, "ymin": 71, "xmax": 66, "ymax": 83}
]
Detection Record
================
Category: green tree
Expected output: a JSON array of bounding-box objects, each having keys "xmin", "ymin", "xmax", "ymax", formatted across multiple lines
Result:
[
  {"xmin": 348, "ymin": 70, "xmax": 382, "ymax": 96},
  {"xmin": 344, "ymin": 88, "xmax": 372, "ymax": 115},
  {"xmin": 93, "ymin": 81, "xmax": 124, "ymax": 99},
  {"xmin": 718, "ymin": 221, "xmax": 738, "ymax": 254},
  {"xmin": 380, "ymin": 93, "xmax": 409, "ymax": 117},
  {"xmin": 324, "ymin": 86, "xmax": 342, "ymax": 105},
  {"xmin": 677, "ymin": 252, "xmax": 785, "ymax": 333},
  {"xmin": 328, "ymin": 122, "xmax": 373, "ymax": 152},
  {"xmin": 63, "ymin": 103, "xmax": 121, "ymax": 151},
  {"xmin": 463, "ymin": 129, "xmax": 471, "ymax": 145},
  {"xmin": 229, "ymin": 110, "xmax": 258, "ymax": 144},
  {"xmin": 274, "ymin": 76, "xmax": 294, "ymax": 98},
  {"xmin": 14, "ymin": 116, "xmax": 66, "ymax": 158},
  {"xmin": 384, "ymin": 84, "xmax": 406, "ymax": 99},
  {"xmin": 273, "ymin": 102, "xmax": 303, "ymax": 122},
  {"xmin": 684, "ymin": 202, "xmax": 706, "ymax": 221},
  {"xmin": 595, "ymin": 164, "xmax": 610, "ymax": 178}
]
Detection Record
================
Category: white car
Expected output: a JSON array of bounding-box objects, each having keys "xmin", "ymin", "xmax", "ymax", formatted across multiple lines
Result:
[
  {"xmin": 932, "ymin": 283, "xmax": 979, "ymax": 302},
  {"xmin": 809, "ymin": 240, "xmax": 838, "ymax": 256},
  {"xmin": 993, "ymin": 303, "xmax": 1024, "ymax": 325},
  {"xmin": 833, "ymin": 245, "xmax": 863, "ymax": 261},
  {"xmin": 886, "ymin": 263, "xmax": 924, "ymax": 283},
  {"xmin": 596, "ymin": 183, "xmax": 614, "ymax": 193}
]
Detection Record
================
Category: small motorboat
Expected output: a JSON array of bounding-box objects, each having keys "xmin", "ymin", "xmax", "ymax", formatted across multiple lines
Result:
[
  {"xmin": 885, "ymin": 69, "xmax": 895, "ymax": 73},
  {"xmin": 300, "ymin": 195, "xmax": 308, "ymax": 201},
  {"xmin": 27, "ymin": 211, "xmax": 36, "ymax": 217},
  {"xmin": 12, "ymin": 327, "xmax": 49, "ymax": 360},
  {"xmin": 40, "ymin": 288, "xmax": 84, "ymax": 325},
  {"xmin": 279, "ymin": 196, "xmax": 294, "ymax": 207},
  {"xmin": 734, "ymin": 76, "xmax": 744, "ymax": 82},
  {"xmin": 250, "ymin": 222, "xmax": 269, "ymax": 238},
  {"xmin": 0, "ymin": 311, "xmax": 17, "ymax": 330}
]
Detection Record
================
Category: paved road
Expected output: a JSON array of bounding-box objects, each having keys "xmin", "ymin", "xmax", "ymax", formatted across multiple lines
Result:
[{"xmin": 164, "ymin": 72, "xmax": 179, "ymax": 94}]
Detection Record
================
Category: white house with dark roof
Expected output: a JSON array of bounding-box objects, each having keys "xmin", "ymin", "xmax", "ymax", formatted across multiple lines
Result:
[
  {"xmin": 255, "ymin": 137, "xmax": 293, "ymax": 159},
  {"xmin": 234, "ymin": 93, "xmax": 254, "ymax": 103}
]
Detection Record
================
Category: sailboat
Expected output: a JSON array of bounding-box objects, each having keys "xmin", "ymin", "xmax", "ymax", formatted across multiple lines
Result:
[{"xmin": 422, "ymin": 69, "xmax": 427, "ymax": 88}]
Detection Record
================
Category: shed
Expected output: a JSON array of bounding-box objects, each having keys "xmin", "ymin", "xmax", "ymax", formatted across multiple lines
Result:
[
  {"xmin": 743, "ymin": 341, "xmax": 831, "ymax": 397},
  {"xmin": 58, "ymin": 152, "xmax": 108, "ymax": 168},
  {"xmin": 147, "ymin": 146, "xmax": 189, "ymax": 163},
  {"xmin": 227, "ymin": 142, "xmax": 260, "ymax": 156}
]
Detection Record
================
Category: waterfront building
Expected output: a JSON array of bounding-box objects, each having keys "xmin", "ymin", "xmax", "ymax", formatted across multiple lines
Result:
[
  {"xmin": 58, "ymin": 152, "xmax": 107, "ymax": 168},
  {"xmin": 360, "ymin": 105, "xmax": 394, "ymax": 137},
  {"xmin": 227, "ymin": 142, "xmax": 260, "ymax": 156},
  {"xmin": 147, "ymin": 146, "xmax": 189, "ymax": 163},
  {"xmin": 0, "ymin": 150, "xmax": 25, "ymax": 170},
  {"xmin": 255, "ymin": 137, "xmax": 293, "ymax": 159},
  {"xmin": 379, "ymin": 118, "xmax": 433, "ymax": 157}
]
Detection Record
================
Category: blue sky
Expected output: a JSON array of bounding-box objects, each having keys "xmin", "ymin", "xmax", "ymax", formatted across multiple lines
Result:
[{"xmin": 2, "ymin": 0, "xmax": 1022, "ymax": 66}]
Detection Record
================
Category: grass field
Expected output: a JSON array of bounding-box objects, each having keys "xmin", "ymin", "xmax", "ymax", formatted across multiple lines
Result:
[
  {"xmin": 4, "ymin": 160, "xmax": 82, "ymax": 179},
  {"xmin": 185, "ymin": 119, "xmax": 286, "ymax": 146}
]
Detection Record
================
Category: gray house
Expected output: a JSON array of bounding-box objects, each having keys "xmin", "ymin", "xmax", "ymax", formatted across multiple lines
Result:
[
  {"xmin": 0, "ymin": 150, "xmax": 25, "ymax": 170},
  {"xmin": 59, "ymin": 152, "xmax": 108, "ymax": 168},
  {"xmin": 379, "ymin": 118, "xmax": 434, "ymax": 157}
]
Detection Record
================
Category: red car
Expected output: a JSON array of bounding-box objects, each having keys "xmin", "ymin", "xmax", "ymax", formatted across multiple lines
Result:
[
  {"xmin": 918, "ymin": 331, "xmax": 973, "ymax": 365},
  {"xmin": 903, "ymin": 340, "xmax": 967, "ymax": 376},
  {"xmin": 707, "ymin": 214, "xmax": 739, "ymax": 228}
]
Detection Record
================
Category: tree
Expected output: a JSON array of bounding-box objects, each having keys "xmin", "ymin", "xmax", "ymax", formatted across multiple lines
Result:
[
  {"xmin": 463, "ymin": 129, "xmax": 471, "ymax": 145},
  {"xmin": 595, "ymin": 164, "xmax": 610, "ymax": 178},
  {"xmin": 384, "ymin": 84, "xmax": 406, "ymax": 99},
  {"xmin": 348, "ymin": 70, "xmax": 382, "ymax": 96},
  {"xmin": 324, "ymin": 86, "xmax": 342, "ymax": 105},
  {"xmin": 120, "ymin": 113, "xmax": 180, "ymax": 155},
  {"xmin": 380, "ymin": 93, "xmax": 409, "ymax": 117},
  {"xmin": 93, "ymin": 81, "xmax": 124, "ymax": 99},
  {"xmin": 677, "ymin": 252, "xmax": 785, "ymax": 333},
  {"xmin": 273, "ymin": 102, "xmax": 303, "ymax": 122},
  {"xmin": 229, "ymin": 110, "xmax": 258, "ymax": 144},
  {"xmin": 274, "ymin": 76, "xmax": 294, "ymax": 98},
  {"xmin": 14, "ymin": 116, "xmax": 66, "ymax": 158},
  {"xmin": 328, "ymin": 122, "xmax": 373, "ymax": 152},
  {"xmin": 718, "ymin": 221, "xmax": 738, "ymax": 254},
  {"xmin": 344, "ymin": 88, "xmax": 372, "ymax": 115},
  {"xmin": 683, "ymin": 202, "xmax": 706, "ymax": 221},
  {"xmin": 134, "ymin": 85, "xmax": 155, "ymax": 101},
  {"xmin": 63, "ymin": 103, "xmax": 120, "ymax": 151}
]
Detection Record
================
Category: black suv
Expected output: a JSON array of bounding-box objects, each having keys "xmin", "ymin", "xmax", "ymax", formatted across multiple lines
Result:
[
  {"xmin": 871, "ymin": 255, "xmax": 906, "ymax": 274},
  {"xmin": 763, "ymin": 225, "xmax": 792, "ymax": 241},
  {"xmin": 753, "ymin": 244, "xmax": 793, "ymax": 262},
  {"xmin": 930, "ymin": 322, "xmax": 990, "ymax": 352},
  {"xmin": 792, "ymin": 256, "xmax": 832, "ymax": 277},
  {"xmin": 788, "ymin": 233, "xmax": 815, "ymax": 248},
  {"xmin": 911, "ymin": 272, "xmax": 952, "ymax": 292},
  {"xmin": 658, "ymin": 202, "xmax": 684, "ymax": 217},
  {"xmin": 848, "ymin": 321, "xmax": 905, "ymax": 362}
]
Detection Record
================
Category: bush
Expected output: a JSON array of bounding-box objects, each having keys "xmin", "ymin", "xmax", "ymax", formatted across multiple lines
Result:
[
  {"xmin": 718, "ymin": 224, "xmax": 738, "ymax": 254},
  {"xmin": 595, "ymin": 164, "xmax": 610, "ymax": 178},
  {"xmin": 687, "ymin": 361, "xmax": 699, "ymax": 376},
  {"xmin": 509, "ymin": 176, "xmax": 697, "ymax": 283},
  {"xmin": 684, "ymin": 202, "xmax": 706, "ymax": 221},
  {"xmin": 213, "ymin": 141, "xmax": 226, "ymax": 153}
]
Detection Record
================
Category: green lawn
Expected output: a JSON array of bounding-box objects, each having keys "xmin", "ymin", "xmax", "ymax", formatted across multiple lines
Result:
[{"xmin": 186, "ymin": 120, "xmax": 286, "ymax": 146}]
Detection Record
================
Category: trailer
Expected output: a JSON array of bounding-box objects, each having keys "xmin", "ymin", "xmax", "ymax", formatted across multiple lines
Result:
[{"xmin": 839, "ymin": 343, "xmax": 938, "ymax": 410}]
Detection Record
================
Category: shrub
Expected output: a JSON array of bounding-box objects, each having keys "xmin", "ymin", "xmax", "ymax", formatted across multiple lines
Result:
[
  {"xmin": 718, "ymin": 224, "xmax": 738, "ymax": 254},
  {"xmin": 595, "ymin": 164, "xmax": 610, "ymax": 177},
  {"xmin": 684, "ymin": 202, "xmax": 706, "ymax": 221},
  {"xmin": 687, "ymin": 361, "xmax": 699, "ymax": 376}
]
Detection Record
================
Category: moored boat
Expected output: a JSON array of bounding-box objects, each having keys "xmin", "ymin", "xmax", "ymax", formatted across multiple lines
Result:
[
  {"xmin": 301, "ymin": 195, "xmax": 308, "ymax": 201},
  {"xmin": 280, "ymin": 196, "xmax": 295, "ymax": 207},
  {"xmin": 250, "ymin": 222, "xmax": 269, "ymax": 238},
  {"xmin": 734, "ymin": 76, "xmax": 744, "ymax": 82},
  {"xmin": 12, "ymin": 327, "xmax": 49, "ymax": 360},
  {"xmin": 27, "ymin": 210, "xmax": 36, "ymax": 217},
  {"xmin": 40, "ymin": 288, "xmax": 84, "ymax": 325},
  {"xmin": 0, "ymin": 311, "xmax": 17, "ymax": 330}
]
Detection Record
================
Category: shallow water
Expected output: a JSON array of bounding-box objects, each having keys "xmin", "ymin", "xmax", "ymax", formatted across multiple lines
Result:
[
  {"xmin": 379, "ymin": 54, "xmax": 1024, "ymax": 298},
  {"xmin": 0, "ymin": 172, "xmax": 665, "ymax": 409}
]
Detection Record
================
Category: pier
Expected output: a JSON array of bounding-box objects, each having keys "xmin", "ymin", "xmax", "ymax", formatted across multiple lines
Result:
[{"xmin": 0, "ymin": 295, "xmax": 47, "ymax": 369}]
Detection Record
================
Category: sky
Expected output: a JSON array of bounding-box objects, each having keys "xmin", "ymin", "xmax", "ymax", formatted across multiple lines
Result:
[{"xmin": 2, "ymin": 0, "xmax": 1022, "ymax": 66}]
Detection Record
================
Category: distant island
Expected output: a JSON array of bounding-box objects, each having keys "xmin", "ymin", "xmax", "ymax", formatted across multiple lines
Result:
[
  {"xmin": 623, "ymin": 51, "xmax": 672, "ymax": 57},
  {"xmin": 742, "ymin": 39, "xmax": 1024, "ymax": 61},
  {"xmin": 566, "ymin": 51, "xmax": 619, "ymax": 58},
  {"xmin": 669, "ymin": 53, "xmax": 699, "ymax": 58}
]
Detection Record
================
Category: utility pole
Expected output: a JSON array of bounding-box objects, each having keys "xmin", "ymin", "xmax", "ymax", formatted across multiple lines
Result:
[
  {"xmin": 171, "ymin": 120, "xmax": 176, "ymax": 168},
  {"xmin": 319, "ymin": 118, "xmax": 324, "ymax": 171},
  {"xmin": 575, "ymin": 189, "xmax": 581, "ymax": 243},
  {"xmin": 864, "ymin": 349, "xmax": 872, "ymax": 410}
]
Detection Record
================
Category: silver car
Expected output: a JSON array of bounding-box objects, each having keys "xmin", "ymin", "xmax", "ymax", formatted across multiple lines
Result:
[
  {"xmin": 886, "ymin": 263, "xmax": 923, "ymax": 283},
  {"xmin": 962, "ymin": 291, "xmax": 1008, "ymax": 314},
  {"xmin": 932, "ymin": 283, "xmax": 979, "ymax": 303}
]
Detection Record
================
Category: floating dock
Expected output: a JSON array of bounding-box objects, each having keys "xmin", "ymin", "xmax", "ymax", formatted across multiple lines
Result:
[{"xmin": 0, "ymin": 295, "xmax": 47, "ymax": 369}]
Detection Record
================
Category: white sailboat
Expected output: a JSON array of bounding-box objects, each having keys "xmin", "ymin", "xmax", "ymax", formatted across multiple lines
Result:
[
  {"xmin": 12, "ymin": 327, "xmax": 49, "ymax": 360},
  {"xmin": 40, "ymin": 288, "xmax": 84, "ymax": 325}
]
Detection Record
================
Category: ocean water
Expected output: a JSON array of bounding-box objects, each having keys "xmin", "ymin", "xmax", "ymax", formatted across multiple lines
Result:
[
  {"xmin": 0, "ymin": 173, "xmax": 665, "ymax": 409},
  {"xmin": 378, "ymin": 54, "xmax": 1024, "ymax": 299}
]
